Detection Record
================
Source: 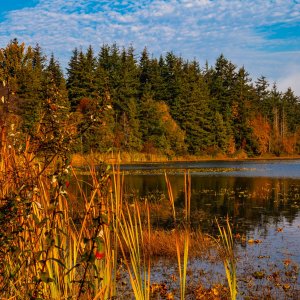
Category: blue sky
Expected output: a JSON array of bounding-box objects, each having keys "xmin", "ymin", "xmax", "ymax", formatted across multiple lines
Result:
[{"xmin": 0, "ymin": 0, "xmax": 299, "ymax": 95}]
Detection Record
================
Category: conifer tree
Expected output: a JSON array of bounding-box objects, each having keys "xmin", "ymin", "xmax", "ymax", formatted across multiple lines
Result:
[
  {"xmin": 43, "ymin": 54, "xmax": 68, "ymax": 108},
  {"xmin": 115, "ymin": 46, "xmax": 141, "ymax": 150},
  {"xmin": 17, "ymin": 43, "xmax": 45, "ymax": 132},
  {"xmin": 177, "ymin": 61, "xmax": 212, "ymax": 153},
  {"xmin": 139, "ymin": 47, "xmax": 152, "ymax": 96},
  {"xmin": 66, "ymin": 48, "xmax": 81, "ymax": 109},
  {"xmin": 209, "ymin": 54, "xmax": 237, "ymax": 115},
  {"xmin": 163, "ymin": 52, "xmax": 183, "ymax": 118},
  {"xmin": 67, "ymin": 46, "xmax": 97, "ymax": 108},
  {"xmin": 231, "ymin": 66, "xmax": 256, "ymax": 153}
]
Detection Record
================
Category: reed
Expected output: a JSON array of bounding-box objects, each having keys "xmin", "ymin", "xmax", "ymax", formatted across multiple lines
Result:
[
  {"xmin": 117, "ymin": 200, "xmax": 151, "ymax": 300},
  {"xmin": 216, "ymin": 217, "xmax": 237, "ymax": 300},
  {"xmin": 141, "ymin": 229, "xmax": 212, "ymax": 258},
  {"xmin": 165, "ymin": 171, "xmax": 191, "ymax": 300},
  {"xmin": 0, "ymin": 132, "xmax": 118, "ymax": 299},
  {"xmin": 71, "ymin": 151, "xmax": 170, "ymax": 166}
]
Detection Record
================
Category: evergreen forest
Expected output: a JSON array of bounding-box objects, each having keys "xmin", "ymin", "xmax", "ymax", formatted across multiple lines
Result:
[{"xmin": 1, "ymin": 39, "xmax": 300, "ymax": 158}]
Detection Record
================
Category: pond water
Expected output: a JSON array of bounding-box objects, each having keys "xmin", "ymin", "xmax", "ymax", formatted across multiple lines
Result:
[
  {"xmin": 123, "ymin": 160, "xmax": 300, "ymax": 236},
  {"xmin": 122, "ymin": 161, "xmax": 300, "ymax": 247},
  {"xmin": 76, "ymin": 159, "xmax": 300, "ymax": 297},
  {"xmin": 121, "ymin": 160, "xmax": 300, "ymax": 297}
]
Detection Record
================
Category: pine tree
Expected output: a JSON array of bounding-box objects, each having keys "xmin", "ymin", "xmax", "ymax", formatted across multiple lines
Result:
[
  {"xmin": 17, "ymin": 44, "xmax": 46, "ymax": 132},
  {"xmin": 231, "ymin": 66, "xmax": 256, "ymax": 153},
  {"xmin": 282, "ymin": 88, "xmax": 300, "ymax": 132},
  {"xmin": 209, "ymin": 54, "xmax": 237, "ymax": 114},
  {"xmin": 35, "ymin": 54, "xmax": 71, "ymax": 156},
  {"xmin": 115, "ymin": 46, "xmax": 141, "ymax": 150},
  {"xmin": 177, "ymin": 61, "xmax": 212, "ymax": 153},
  {"xmin": 66, "ymin": 48, "xmax": 81, "ymax": 109},
  {"xmin": 139, "ymin": 47, "xmax": 152, "ymax": 96},
  {"xmin": 213, "ymin": 112, "xmax": 229, "ymax": 152},
  {"xmin": 43, "ymin": 54, "xmax": 68, "ymax": 108},
  {"xmin": 163, "ymin": 52, "xmax": 183, "ymax": 118}
]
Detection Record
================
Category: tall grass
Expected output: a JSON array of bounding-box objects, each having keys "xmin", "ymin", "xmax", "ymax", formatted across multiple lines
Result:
[
  {"xmin": 166, "ymin": 171, "xmax": 191, "ymax": 300},
  {"xmin": 117, "ymin": 201, "xmax": 151, "ymax": 300},
  {"xmin": 216, "ymin": 217, "xmax": 237, "ymax": 300},
  {"xmin": 0, "ymin": 132, "xmax": 119, "ymax": 299},
  {"xmin": 1, "ymin": 126, "xmax": 230, "ymax": 299}
]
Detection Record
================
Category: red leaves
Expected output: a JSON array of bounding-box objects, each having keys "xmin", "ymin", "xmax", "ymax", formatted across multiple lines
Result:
[{"xmin": 95, "ymin": 251, "xmax": 105, "ymax": 260}]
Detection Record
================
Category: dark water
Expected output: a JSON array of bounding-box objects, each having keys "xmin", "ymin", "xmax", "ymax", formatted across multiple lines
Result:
[{"xmin": 122, "ymin": 160, "xmax": 300, "ymax": 261}]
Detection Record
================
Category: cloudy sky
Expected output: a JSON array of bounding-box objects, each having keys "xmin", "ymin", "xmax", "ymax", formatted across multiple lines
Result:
[{"xmin": 0, "ymin": 0, "xmax": 299, "ymax": 95}]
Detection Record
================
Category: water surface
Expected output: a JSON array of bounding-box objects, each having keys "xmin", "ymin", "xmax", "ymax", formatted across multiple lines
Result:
[
  {"xmin": 76, "ymin": 160, "xmax": 300, "ymax": 296},
  {"xmin": 120, "ymin": 160, "xmax": 300, "ymax": 297},
  {"xmin": 122, "ymin": 160, "xmax": 300, "ymax": 261}
]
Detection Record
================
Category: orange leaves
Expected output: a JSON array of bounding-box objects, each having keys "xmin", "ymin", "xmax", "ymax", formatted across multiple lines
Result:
[{"xmin": 250, "ymin": 114, "xmax": 271, "ymax": 154}]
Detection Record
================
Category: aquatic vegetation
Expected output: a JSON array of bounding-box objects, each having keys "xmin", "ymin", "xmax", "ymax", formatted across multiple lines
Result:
[
  {"xmin": 117, "ymin": 200, "xmax": 151, "ymax": 300},
  {"xmin": 165, "ymin": 172, "xmax": 191, "ymax": 300},
  {"xmin": 1, "ymin": 128, "xmax": 299, "ymax": 299},
  {"xmin": 216, "ymin": 217, "xmax": 237, "ymax": 300}
]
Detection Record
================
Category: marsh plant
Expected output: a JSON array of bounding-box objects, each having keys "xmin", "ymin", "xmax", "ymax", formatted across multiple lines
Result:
[
  {"xmin": 165, "ymin": 172, "xmax": 191, "ymax": 300},
  {"xmin": 0, "ymin": 136, "xmax": 115, "ymax": 299},
  {"xmin": 216, "ymin": 217, "xmax": 237, "ymax": 300},
  {"xmin": 0, "ymin": 125, "xmax": 150, "ymax": 299}
]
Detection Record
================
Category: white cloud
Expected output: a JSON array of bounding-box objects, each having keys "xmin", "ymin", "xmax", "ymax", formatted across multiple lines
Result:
[
  {"xmin": 277, "ymin": 73, "xmax": 300, "ymax": 96},
  {"xmin": 0, "ymin": 0, "xmax": 299, "ymax": 94}
]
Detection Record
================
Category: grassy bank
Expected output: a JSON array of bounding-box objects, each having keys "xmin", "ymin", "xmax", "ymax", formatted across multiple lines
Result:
[{"xmin": 71, "ymin": 151, "xmax": 300, "ymax": 167}]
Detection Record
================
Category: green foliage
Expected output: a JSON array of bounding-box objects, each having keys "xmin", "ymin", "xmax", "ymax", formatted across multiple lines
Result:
[
  {"xmin": 177, "ymin": 61, "xmax": 213, "ymax": 153},
  {"xmin": 139, "ymin": 95, "xmax": 186, "ymax": 155},
  {"xmin": 1, "ymin": 40, "xmax": 300, "ymax": 157}
]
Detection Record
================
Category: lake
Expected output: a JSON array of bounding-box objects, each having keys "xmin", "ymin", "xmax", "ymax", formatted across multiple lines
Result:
[
  {"xmin": 121, "ymin": 159, "xmax": 300, "ymax": 297},
  {"xmin": 76, "ymin": 159, "xmax": 300, "ymax": 298}
]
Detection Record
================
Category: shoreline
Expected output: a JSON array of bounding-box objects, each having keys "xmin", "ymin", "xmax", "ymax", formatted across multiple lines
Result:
[{"xmin": 71, "ymin": 152, "xmax": 300, "ymax": 167}]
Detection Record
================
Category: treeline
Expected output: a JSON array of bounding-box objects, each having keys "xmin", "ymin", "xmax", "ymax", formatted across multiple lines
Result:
[{"xmin": 1, "ymin": 39, "xmax": 300, "ymax": 157}]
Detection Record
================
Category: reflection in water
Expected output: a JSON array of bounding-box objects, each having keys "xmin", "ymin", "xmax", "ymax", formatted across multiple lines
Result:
[
  {"xmin": 72, "ymin": 160, "xmax": 300, "ymax": 267},
  {"xmin": 123, "ymin": 174, "xmax": 300, "ymax": 233},
  {"xmin": 122, "ymin": 172, "xmax": 300, "ymax": 271}
]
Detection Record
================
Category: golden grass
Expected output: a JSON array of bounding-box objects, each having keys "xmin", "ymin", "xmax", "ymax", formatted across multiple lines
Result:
[
  {"xmin": 165, "ymin": 172, "xmax": 191, "ymax": 300},
  {"xmin": 70, "ymin": 149, "xmax": 300, "ymax": 168},
  {"xmin": 117, "ymin": 229, "xmax": 214, "ymax": 259},
  {"xmin": 0, "ymin": 134, "xmax": 119, "ymax": 299},
  {"xmin": 71, "ymin": 151, "xmax": 171, "ymax": 166},
  {"xmin": 0, "ymin": 128, "xmax": 236, "ymax": 300},
  {"xmin": 117, "ymin": 201, "xmax": 151, "ymax": 300}
]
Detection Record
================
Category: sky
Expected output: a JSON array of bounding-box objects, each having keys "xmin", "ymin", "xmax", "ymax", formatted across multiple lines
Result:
[{"xmin": 0, "ymin": 0, "xmax": 299, "ymax": 95}]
